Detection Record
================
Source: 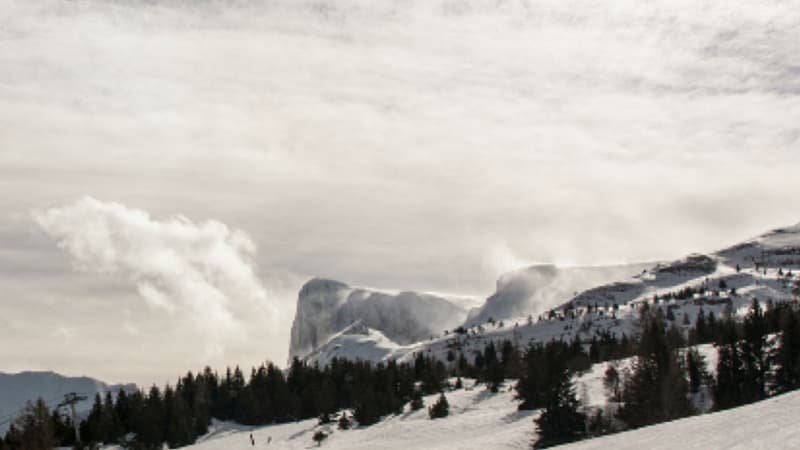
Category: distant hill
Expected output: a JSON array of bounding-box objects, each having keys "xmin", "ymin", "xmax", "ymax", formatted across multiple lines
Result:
[{"xmin": 0, "ymin": 371, "xmax": 136, "ymax": 433}]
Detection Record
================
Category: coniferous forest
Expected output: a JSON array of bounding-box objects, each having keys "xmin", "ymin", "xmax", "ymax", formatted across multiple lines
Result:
[{"xmin": 4, "ymin": 296, "xmax": 800, "ymax": 450}]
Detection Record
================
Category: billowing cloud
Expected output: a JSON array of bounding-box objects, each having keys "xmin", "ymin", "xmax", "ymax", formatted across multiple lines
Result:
[{"xmin": 32, "ymin": 197, "xmax": 273, "ymax": 355}]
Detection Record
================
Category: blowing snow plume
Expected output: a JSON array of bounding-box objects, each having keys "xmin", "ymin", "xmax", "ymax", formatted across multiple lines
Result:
[{"xmin": 32, "ymin": 197, "xmax": 273, "ymax": 356}]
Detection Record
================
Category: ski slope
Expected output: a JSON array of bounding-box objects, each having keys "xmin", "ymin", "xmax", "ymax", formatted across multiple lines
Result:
[
  {"xmin": 162, "ymin": 381, "xmax": 800, "ymax": 450},
  {"xmin": 187, "ymin": 384, "xmax": 534, "ymax": 450},
  {"xmin": 563, "ymin": 390, "xmax": 800, "ymax": 450}
]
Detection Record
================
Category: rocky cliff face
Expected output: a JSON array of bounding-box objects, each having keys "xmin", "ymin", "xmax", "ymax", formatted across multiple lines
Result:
[{"xmin": 288, "ymin": 278, "xmax": 469, "ymax": 361}]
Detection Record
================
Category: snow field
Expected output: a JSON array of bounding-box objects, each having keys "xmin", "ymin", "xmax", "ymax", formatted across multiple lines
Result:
[{"xmin": 188, "ymin": 382, "xmax": 534, "ymax": 450}]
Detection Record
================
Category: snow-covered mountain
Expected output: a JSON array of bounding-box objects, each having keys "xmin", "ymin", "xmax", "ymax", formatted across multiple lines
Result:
[
  {"xmin": 464, "ymin": 262, "xmax": 656, "ymax": 328},
  {"xmin": 296, "ymin": 223, "xmax": 800, "ymax": 367},
  {"xmin": 0, "ymin": 371, "xmax": 136, "ymax": 433},
  {"xmin": 288, "ymin": 279, "xmax": 471, "ymax": 361},
  {"xmin": 716, "ymin": 223, "xmax": 800, "ymax": 269},
  {"xmin": 301, "ymin": 322, "xmax": 401, "ymax": 368},
  {"xmin": 563, "ymin": 224, "xmax": 800, "ymax": 314}
]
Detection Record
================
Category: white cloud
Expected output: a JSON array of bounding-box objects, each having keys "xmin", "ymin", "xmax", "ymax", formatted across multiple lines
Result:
[{"xmin": 32, "ymin": 197, "xmax": 274, "ymax": 354}]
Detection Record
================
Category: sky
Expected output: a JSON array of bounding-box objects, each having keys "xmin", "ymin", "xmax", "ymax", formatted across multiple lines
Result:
[{"xmin": 1, "ymin": 0, "xmax": 799, "ymax": 387}]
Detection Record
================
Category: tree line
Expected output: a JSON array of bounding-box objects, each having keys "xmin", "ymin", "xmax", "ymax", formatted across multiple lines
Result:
[{"xmin": 1, "ymin": 347, "xmax": 510, "ymax": 449}]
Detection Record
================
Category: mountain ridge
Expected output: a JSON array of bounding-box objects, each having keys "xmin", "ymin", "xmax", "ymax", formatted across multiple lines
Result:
[
  {"xmin": 294, "ymin": 222, "xmax": 800, "ymax": 367},
  {"xmin": 0, "ymin": 370, "xmax": 136, "ymax": 433}
]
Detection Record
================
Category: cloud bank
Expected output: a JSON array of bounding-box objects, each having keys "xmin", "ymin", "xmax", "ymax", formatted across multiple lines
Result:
[
  {"xmin": 32, "ymin": 197, "xmax": 273, "ymax": 356},
  {"xmin": 1, "ymin": 0, "xmax": 799, "ymax": 384}
]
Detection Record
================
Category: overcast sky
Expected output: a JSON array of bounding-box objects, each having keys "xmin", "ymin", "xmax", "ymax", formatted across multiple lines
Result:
[{"xmin": 1, "ymin": 0, "xmax": 799, "ymax": 387}]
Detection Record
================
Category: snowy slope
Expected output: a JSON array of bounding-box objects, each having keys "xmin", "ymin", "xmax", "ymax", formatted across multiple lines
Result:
[
  {"xmin": 302, "ymin": 322, "xmax": 401, "ymax": 368},
  {"xmin": 464, "ymin": 262, "xmax": 656, "ymax": 328},
  {"xmin": 153, "ymin": 364, "xmax": 800, "ymax": 450},
  {"xmin": 562, "ymin": 390, "xmax": 800, "ymax": 450},
  {"xmin": 717, "ymin": 223, "xmax": 800, "ymax": 269},
  {"xmin": 170, "ymin": 382, "xmax": 534, "ymax": 450},
  {"xmin": 0, "ymin": 371, "xmax": 136, "ymax": 433},
  {"xmin": 289, "ymin": 279, "xmax": 470, "ymax": 361}
]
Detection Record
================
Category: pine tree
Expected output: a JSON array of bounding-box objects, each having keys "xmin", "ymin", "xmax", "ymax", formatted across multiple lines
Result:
[
  {"xmin": 138, "ymin": 385, "xmax": 165, "ymax": 446},
  {"xmin": 686, "ymin": 347, "xmax": 709, "ymax": 394},
  {"xmin": 428, "ymin": 393, "xmax": 449, "ymax": 419},
  {"xmin": 337, "ymin": 413, "xmax": 351, "ymax": 430},
  {"xmin": 516, "ymin": 342, "xmax": 576, "ymax": 410},
  {"xmin": 264, "ymin": 363, "xmax": 290, "ymax": 423},
  {"xmin": 532, "ymin": 366, "xmax": 587, "ymax": 448},
  {"xmin": 740, "ymin": 299, "xmax": 767, "ymax": 402},
  {"xmin": 618, "ymin": 313, "xmax": 692, "ymax": 428},
  {"xmin": 484, "ymin": 342, "xmax": 504, "ymax": 393},
  {"xmin": 500, "ymin": 340, "xmax": 522, "ymax": 379},
  {"xmin": 409, "ymin": 388, "xmax": 424, "ymax": 411},
  {"xmin": 694, "ymin": 308, "xmax": 708, "ymax": 344},
  {"xmin": 230, "ymin": 366, "xmax": 247, "ymax": 420},
  {"xmin": 7, "ymin": 399, "xmax": 57, "ymax": 450},
  {"xmin": 84, "ymin": 393, "xmax": 107, "ymax": 443},
  {"xmin": 101, "ymin": 390, "xmax": 119, "ymax": 443},
  {"xmin": 353, "ymin": 389, "xmax": 380, "ymax": 426},
  {"xmin": 165, "ymin": 385, "xmax": 193, "ymax": 447},
  {"xmin": 114, "ymin": 389, "xmax": 132, "ymax": 440},
  {"xmin": 603, "ymin": 363, "xmax": 621, "ymax": 402},
  {"xmin": 123, "ymin": 389, "xmax": 146, "ymax": 445},
  {"xmin": 188, "ymin": 372, "xmax": 211, "ymax": 436},
  {"xmin": 457, "ymin": 353, "xmax": 469, "ymax": 377},
  {"xmin": 51, "ymin": 409, "xmax": 75, "ymax": 447},
  {"xmin": 776, "ymin": 308, "xmax": 800, "ymax": 392},
  {"xmin": 714, "ymin": 320, "xmax": 745, "ymax": 410},
  {"xmin": 215, "ymin": 367, "xmax": 234, "ymax": 421}
]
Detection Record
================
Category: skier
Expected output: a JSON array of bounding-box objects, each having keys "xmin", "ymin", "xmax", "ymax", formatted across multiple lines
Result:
[{"xmin": 250, "ymin": 432, "xmax": 255, "ymax": 446}]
